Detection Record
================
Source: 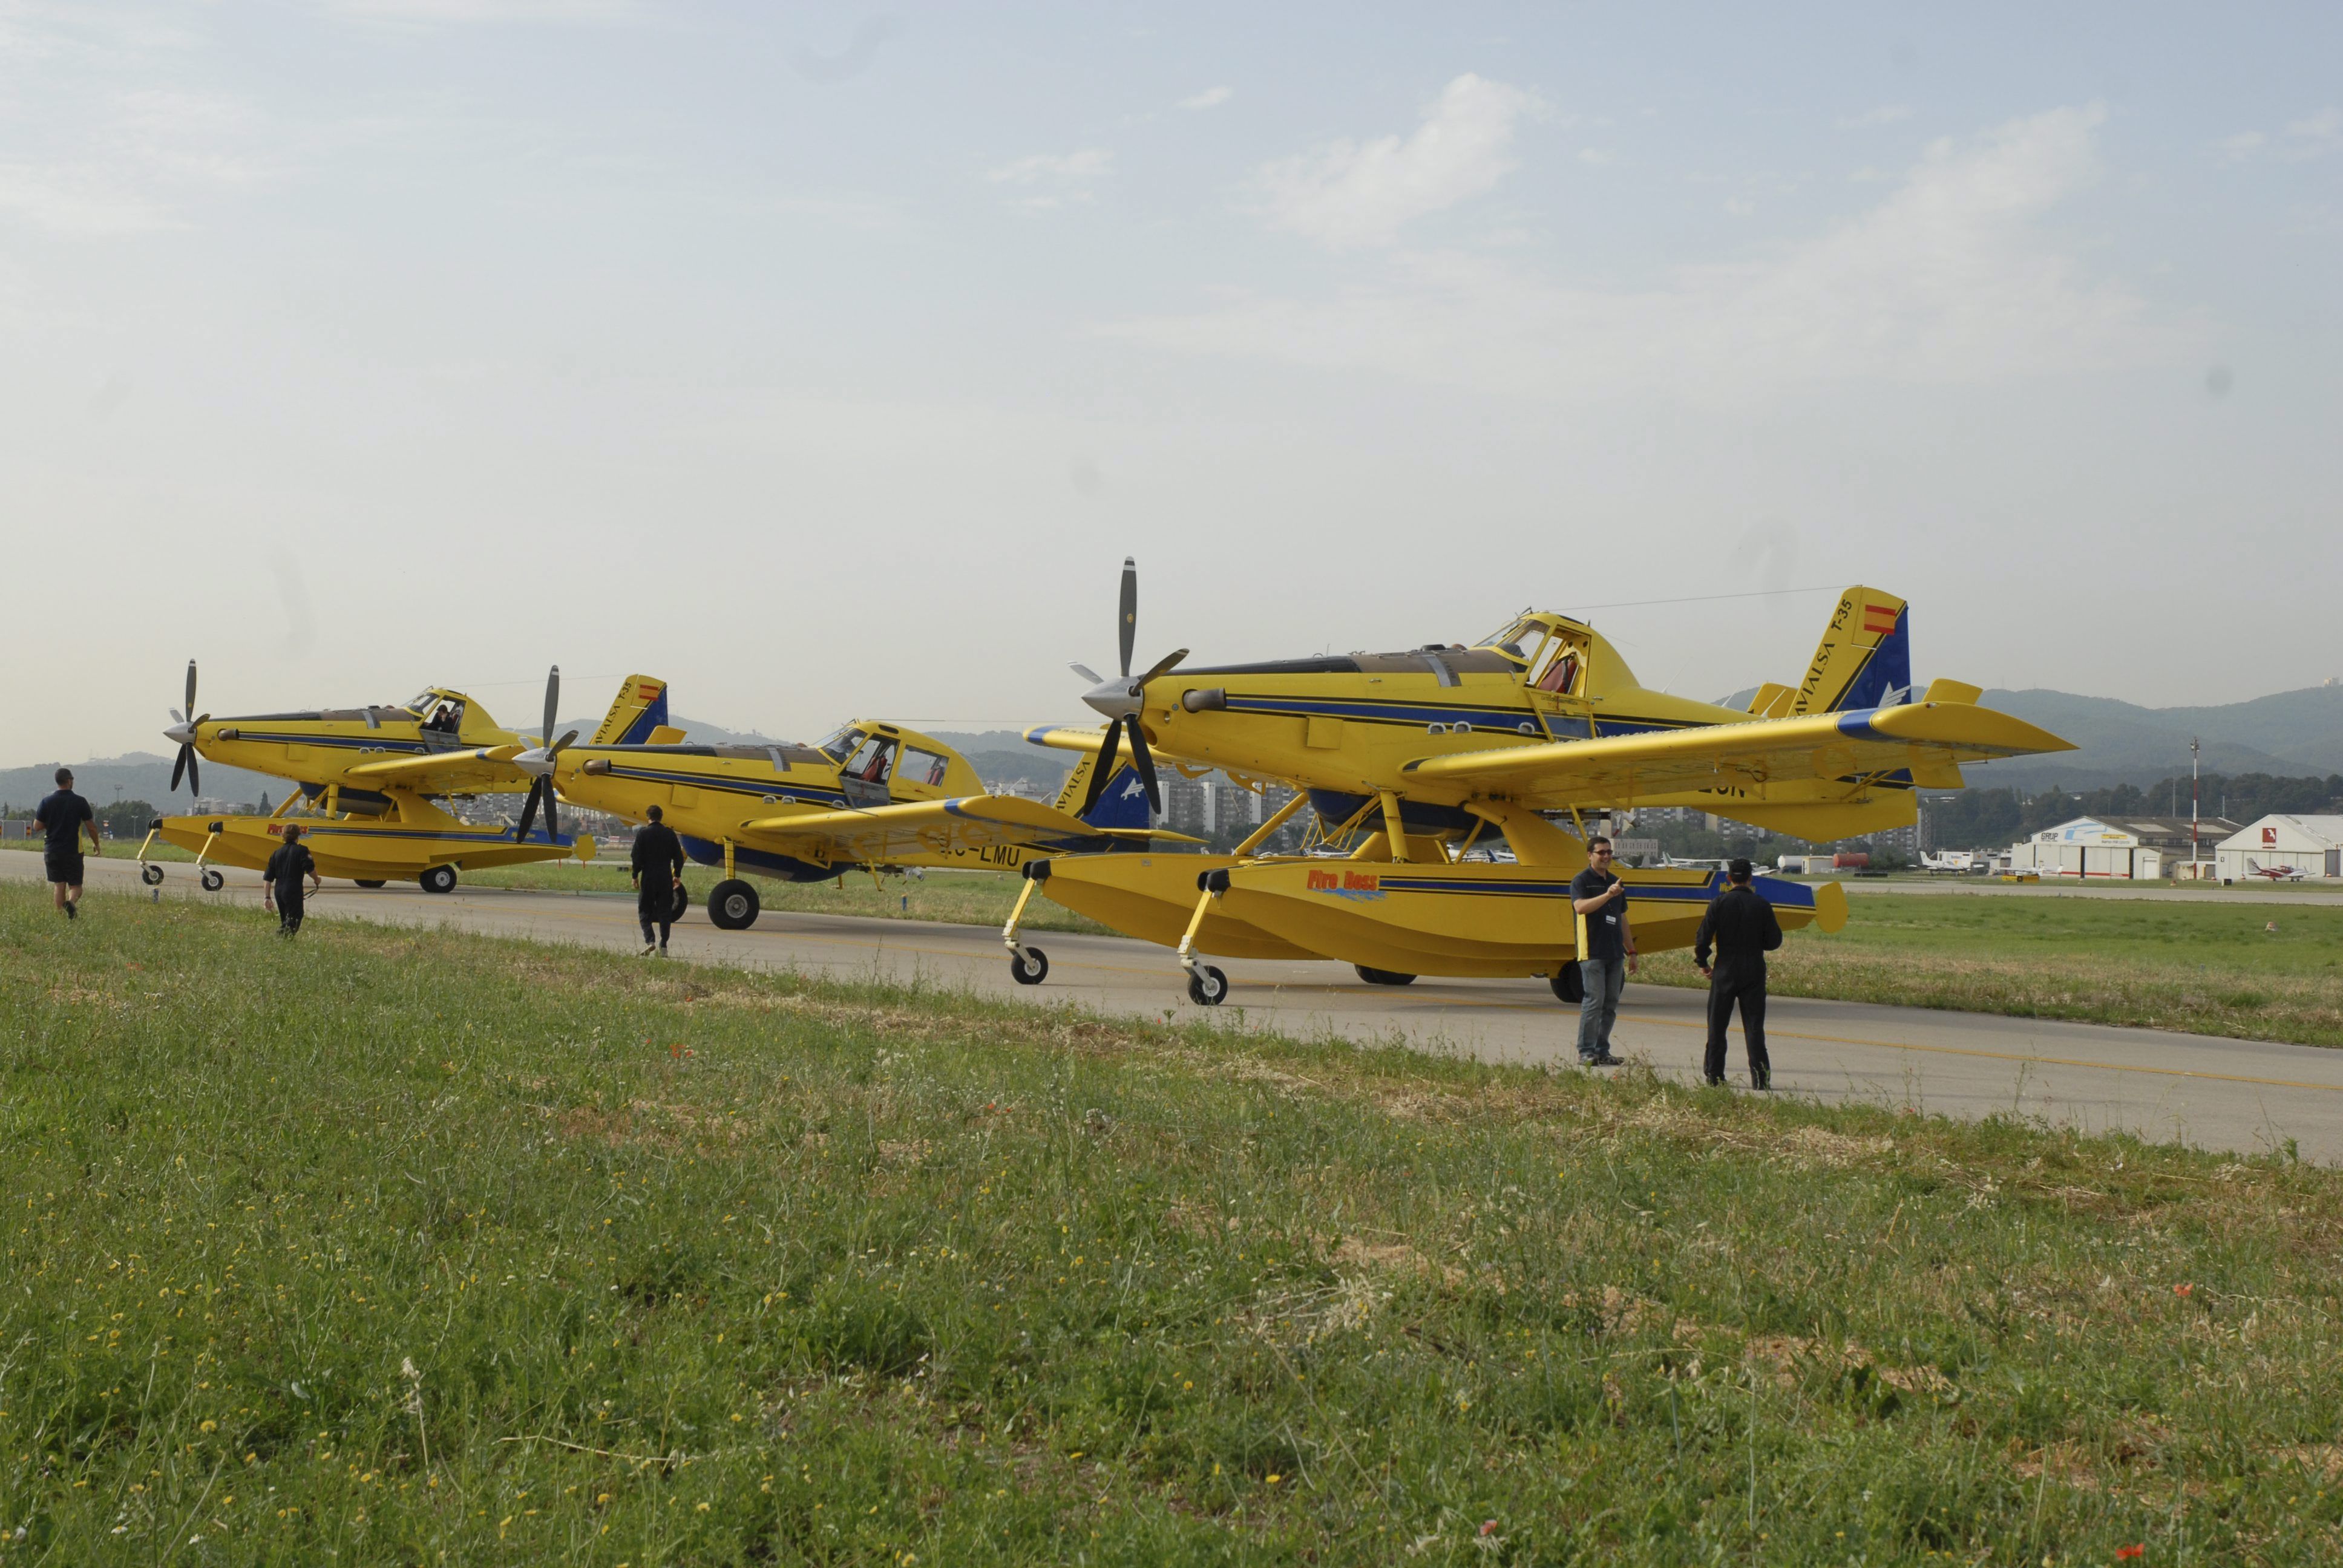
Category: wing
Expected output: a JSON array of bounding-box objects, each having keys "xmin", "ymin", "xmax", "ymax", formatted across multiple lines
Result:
[
  {"xmin": 341, "ymin": 745, "xmax": 527, "ymax": 795},
  {"xmin": 1399, "ymin": 698, "xmax": 2071, "ymax": 808},
  {"xmin": 1024, "ymin": 724, "xmax": 1107, "ymax": 756},
  {"xmin": 735, "ymin": 794, "xmax": 1193, "ymax": 865}
]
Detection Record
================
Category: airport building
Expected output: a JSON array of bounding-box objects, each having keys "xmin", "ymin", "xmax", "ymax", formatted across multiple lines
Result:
[
  {"xmin": 2214, "ymin": 815, "xmax": 2343, "ymax": 882},
  {"xmin": 2005, "ymin": 815, "xmax": 2241, "ymax": 879}
]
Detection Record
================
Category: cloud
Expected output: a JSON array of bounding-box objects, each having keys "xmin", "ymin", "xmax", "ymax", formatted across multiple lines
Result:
[
  {"xmin": 306, "ymin": 0, "xmax": 637, "ymax": 22},
  {"xmin": 1252, "ymin": 73, "xmax": 1543, "ymax": 249},
  {"xmin": 2217, "ymin": 107, "xmax": 2339, "ymax": 163},
  {"xmin": 984, "ymin": 147, "xmax": 1112, "ymax": 208},
  {"xmin": 1104, "ymin": 105, "xmax": 2190, "ymax": 399},
  {"xmin": 1836, "ymin": 104, "xmax": 1913, "ymax": 131},
  {"xmin": 1180, "ymin": 86, "xmax": 1233, "ymax": 111},
  {"xmin": 0, "ymin": 165, "xmax": 179, "ymax": 236}
]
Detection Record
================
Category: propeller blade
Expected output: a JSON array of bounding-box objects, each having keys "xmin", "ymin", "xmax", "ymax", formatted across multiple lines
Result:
[
  {"xmin": 1116, "ymin": 557, "xmax": 1137, "ymax": 679},
  {"xmin": 551, "ymin": 728, "xmax": 579, "ymax": 754},
  {"xmin": 169, "ymin": 707, "xmax": 185, "ymax": 726},
  {"xmin": 542, "ymin": 665, "xmax": 561, "ymax": 748},
  {"xmin": 1123, "ymin": 714, "xmax": 1161, "ymax": 816},
  {"xmin": 514, "ymin": 779, "xmax": 542, "ymax": 843},
  {"xmin": 543, "ymin": 786, "xmax": 560, "ymax": 841},
  {"xmin": 184, "ymin": 660, "xmax": 197, "ymax": 720},
  {"xmin": 186, "ymin": 751, "xmax": 199, "ymax": 799},
  {"xmin": 1136, "ymin": 648, "xmax": 1189, "ymax": 685},
  {"xmin": 1080, "ymin": 719, "xmax": 1122, "ymax": 818},
  {"xmin": 169, "ymin": 746, "xmax": 188, "ymax": 794},
  {"xmin": 1069, "ymin": 662, "xmax": 1103, "ymax": 685}
]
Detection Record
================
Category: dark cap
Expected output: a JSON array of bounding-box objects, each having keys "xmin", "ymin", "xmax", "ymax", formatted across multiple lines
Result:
[{"xmin": 1728, "ymin": 857, "xmax": 1752, "ymax": 881}]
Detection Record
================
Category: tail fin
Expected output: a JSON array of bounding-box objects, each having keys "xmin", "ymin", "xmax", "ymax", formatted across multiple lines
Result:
[
  {"xmin": 1053, "ymin": 751, "xmax": 1152, "ymax": 829},
  {"xmin": 1791, "ymin": 588, "xmax": 1911, "ymax": 714},
  {"xmin": 590, "ymin": 675, "xmax": 671, "ymax": 745}
]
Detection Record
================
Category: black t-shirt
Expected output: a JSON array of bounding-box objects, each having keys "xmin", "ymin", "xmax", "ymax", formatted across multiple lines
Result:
[
  {"xmin": 264, "ymin": 842, "xmax": 315, "ymax": 890},
  {"xmin": 34, "ymin": 789, "xmax": 93, "ymax": 852},
  {"xmin": 1570, "ymin": 867, "xmax": 1628, "ymax": 961},
  {"xmin": 631, "ymin": 822, "xmax": 684, "ymax": 881}
]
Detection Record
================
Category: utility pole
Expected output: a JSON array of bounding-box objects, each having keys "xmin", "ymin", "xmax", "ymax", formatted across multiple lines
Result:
[{"xmin": 2191, "ymin": 736, "xmax": 2201, "ymax": 872}]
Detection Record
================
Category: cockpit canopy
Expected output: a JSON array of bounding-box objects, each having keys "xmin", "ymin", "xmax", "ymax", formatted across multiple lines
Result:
[{"xmin": 1472, "ymin": 613, "xmax": 1598, "ymax": 697}]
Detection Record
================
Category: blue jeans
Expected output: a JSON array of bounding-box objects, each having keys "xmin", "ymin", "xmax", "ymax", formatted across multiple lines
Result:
[{"xmin": 1576, "ymin": 956, "xmax": 1626, "ymax": 1060}]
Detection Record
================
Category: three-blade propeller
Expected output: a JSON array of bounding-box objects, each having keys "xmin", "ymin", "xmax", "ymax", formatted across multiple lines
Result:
[
  {"xmin": 166, "ymin": 660, "xmax": 205, "ymax": 797},
  {"xmin": 1072, "ymin": 558, "xmax": 1185, "ymax": 817},
  {"xmin": 513, "ymin": 665, "xmax": 577, "ymax": 842}
]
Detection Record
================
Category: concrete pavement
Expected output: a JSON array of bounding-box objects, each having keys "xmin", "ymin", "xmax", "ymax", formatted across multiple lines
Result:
[{"xmin": 15, "ymin": 851, "xmax": 2343, "ymax": 1163}]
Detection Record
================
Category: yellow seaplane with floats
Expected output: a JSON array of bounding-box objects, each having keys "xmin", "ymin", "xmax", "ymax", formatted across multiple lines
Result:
[
  {"xmin": 140, "ymin": 664, "xmax": 666, "ymax": 893},
  {"xmin": 513, "ymin": 719, "xmax": 1184, "ymax": 942},
  {"xmin": 1001, "ymin": 561, "xmax": 2073, "ymax": 1005}
]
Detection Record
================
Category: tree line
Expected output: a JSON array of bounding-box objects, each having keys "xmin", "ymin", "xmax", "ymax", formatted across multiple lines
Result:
[{"xmin": 1921, "ymin": 771, "xmax": 2343, "ymax": 850}]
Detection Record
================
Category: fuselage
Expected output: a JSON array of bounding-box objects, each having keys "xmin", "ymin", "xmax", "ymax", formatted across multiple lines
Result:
[{"xmin": 168, "ymin": 687, "xmax": 522, "ymax": 798}]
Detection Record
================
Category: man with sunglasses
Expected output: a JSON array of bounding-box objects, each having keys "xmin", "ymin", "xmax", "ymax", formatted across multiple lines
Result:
[{"xmin": 1568, "ymin": 835, "xmax": 1637, "ymax": 1066}]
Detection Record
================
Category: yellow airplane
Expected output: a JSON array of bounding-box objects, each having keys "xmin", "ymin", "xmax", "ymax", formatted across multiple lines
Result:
[
  {"xmin": 516, "ymin": 717, "xmax": 1185, "ymax": 944},
  {"xmin": 140, "ymin": 665, "xmax": 667, "ymax": 893},
  {"xmin": 999, "ymin": 560, "xmax": 2073, "ymax": 1004}
]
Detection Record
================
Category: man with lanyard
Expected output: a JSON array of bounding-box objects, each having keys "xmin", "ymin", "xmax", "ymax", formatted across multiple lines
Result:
[
  {"xmin": 33, "ymin": 768, "xmax": 99, "ymax": 920},
  {"xmin": 262, "ymin": 823, "xmax": 321, "ymax": 936},
  {"xmin": 1694, "ymin": 857, "xmax": 1783, "ymax": 1089},
  {"xmin": 630, "ymin": 805, "xmax": 686, "ymax": 956},
  {"xmin": 1567, "ymin": 835, "xmax": 1636, "ymax": 1067}
]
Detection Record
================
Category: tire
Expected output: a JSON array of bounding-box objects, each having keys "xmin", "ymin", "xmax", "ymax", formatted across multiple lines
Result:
[
  {"xmin": 1353, "ymin": 965, "xmax": 1417, "ymax": 987},
  {"xmin": 140, "ymin": 864, "xmax": 165, "ymax": 886},
  {"xmin": 706, "ymin": 878, "xmax": 758, "ymax": 931},
  {"xmin": 1549, "ymin": 965, "xmax": 1585, "ymax": 1005},
  {"xmin": 671, "ymin": 884, "xmax": 692, "ymax": 920},
  {"xmin": 355, "ymin": 880, "xmax": 387, "ymax": 889},
  {"xmin": 1186, "ymin": 964, "xmax": 1228, "ymax": 1007},
  {"xmin": 419, "ymin": 864, "xmax": 458, "ymax": 894},
  {"xmin": 199, "ymin": 868, "xmax": 224, "ymax": 892},
  {"xmin": 1009, "ymin": 948, "xmax": 1049, "ymax": 986}
]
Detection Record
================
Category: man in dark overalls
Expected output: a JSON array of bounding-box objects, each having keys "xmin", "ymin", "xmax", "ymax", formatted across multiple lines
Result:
[
  {"xmin": 262, "ymin": 824, "xmax": 321, "ymax": 936},
  {"xmin": 1694, "ymin": 857, "xmax": 1783, "ymax": 1088},
  {"xmin": 630, "ymin": 805, "xmax": 685, "ymax": 956}
]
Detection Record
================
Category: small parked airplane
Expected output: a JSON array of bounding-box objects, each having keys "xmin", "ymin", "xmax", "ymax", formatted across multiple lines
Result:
[
  {"xmin": 2246, "ymin": 858, "xmax": 2308, "ymax": 883},
  {"xmin": 1919, "ymin": 849, "xmax": 1977, "ymax": 872}
]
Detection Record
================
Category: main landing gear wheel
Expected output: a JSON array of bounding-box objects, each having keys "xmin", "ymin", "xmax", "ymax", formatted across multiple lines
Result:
[
  {"xmin": 1009, "ymin": 948, "xmax": 1049, "ymax": 985},
  {"xmin": 419, "ymin": 864, "xmax": 458, "ymax": 895},
  {"xmin": 1354, "ymin": 965, "xmax": 1417, "ymax": 987},
  {"xmin": 140, "ymin": 864, "xmax": 165, "ymax": 886},
  {"xmin": 1186, "ymin": 965, "xmax": 1229, "ymax": 1007},
  {"xmin": 198, "ymin": 869, "xmax": 225, "ymax": 892},
  {"xmin": 1549, "ymin": 966, "xmax": 1585, "ymax": 1005},
  {"xmin": 706, "ymin": 878, "xmax": 759, "ymax": 931},
  {"xmin": 355, "ymin": 880, "xmax": 386, "ymax": 889}
]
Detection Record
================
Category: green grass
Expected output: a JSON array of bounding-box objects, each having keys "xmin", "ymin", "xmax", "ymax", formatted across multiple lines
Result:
[
  {"xmin": 0, "ymin": 837, "xmax": 192, "ymax": 862},
  {"xmin": 1636, "ymin": 892, "xmax": 2343, "ymax": 1048},
  {"xmin": 7, "ymin": 883, "xmax": 2343, "ymax": 1563}
]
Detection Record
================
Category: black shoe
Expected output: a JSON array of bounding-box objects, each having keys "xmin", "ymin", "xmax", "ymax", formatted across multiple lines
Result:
[
  {"xmin": 64, "ymin": 902, "xmax": 77, "ymax": 921},
  {"xmin": 1751, "ymin": 1075, "xmax": 1772, "ymax": 1091},
  {"xmin": 1703, "ymin": 1076, "xmax": 1725, "ymax": 1086},
  {"xmin": 1589, "ymin": 1053, "xmax": 1625, "ymax": 1067}
]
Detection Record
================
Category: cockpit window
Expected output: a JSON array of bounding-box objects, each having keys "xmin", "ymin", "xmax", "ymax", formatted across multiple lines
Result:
[
  {"xmin": 401, "ymin": 690, "xmax": 437, "ymax": 716},
  {"xmin": 900, "ymin": 746, "xmax": 951, "ymax": 788},
  {"xmin": 814, "ymin": 726, "xmax": 861, "ymax": 763},
  {"xmin": 843, "ymin": 734, "xmax": 898, "ymax": 785},
  {"xmin": 1475, "ymin": 617, "xmax": 1549, "ymax": 667}
]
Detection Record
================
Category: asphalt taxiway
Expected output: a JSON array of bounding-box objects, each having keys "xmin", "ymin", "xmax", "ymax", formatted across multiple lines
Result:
[{"xmin": 16, "ymin": 852, "xmax": 2343, "ymax": 1163}]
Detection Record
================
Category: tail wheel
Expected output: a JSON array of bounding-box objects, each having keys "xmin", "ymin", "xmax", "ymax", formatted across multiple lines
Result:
[
  {"xmin": 1354, "ymin": 965, "xmax": 1417, "ymax": 987},
  {"xmin": 1549, "ymin": 965, "xmax": 1585, "ymax": 1005},
  {"xmin": 140, "ymin": 864, "xmax": 165, "ymax": 886},
  {"xmin": 1009, "ymin": 947, "xmax": 1049, "ymax": 985},
  {"xmin": 419, "ymin": 864, "xmax": 458, "ymax": 894},
  {"xmin": 1186, "ymin": 964, "xmax": 1228, "ymax": 1007},
  {"xmin": 198, "ymin": 868, "xmax": 225, "ymax": 892},
  {"xmin": 706, "ymin": 878, "xmax": 759, "ymax": 931},
  {"xmin": 355, "ymin": 880, "xmax": 387, "ymax": 889}
]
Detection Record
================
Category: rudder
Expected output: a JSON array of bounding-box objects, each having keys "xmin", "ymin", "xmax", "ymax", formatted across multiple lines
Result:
[
  {"xmin": 591, "ymin": 676, "xmax": 671, "ymax": 745},
  {"xmin": 1791, "ymin": 588, "xmax": 1910, "ymax": 714}
]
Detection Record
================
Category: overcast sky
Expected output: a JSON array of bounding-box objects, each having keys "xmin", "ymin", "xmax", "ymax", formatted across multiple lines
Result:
[{"xmin": 6, "ymin": 2, "xmax": 2339, "ymax": 763}]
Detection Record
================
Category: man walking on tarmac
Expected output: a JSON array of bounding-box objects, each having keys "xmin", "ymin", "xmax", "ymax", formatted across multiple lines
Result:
[
  {"xmin": 1694, "ymin": 857, "xmax": 1783, "ymax": 1088},
  {"xmin": 34, "ymin": 767, "xmax": 100, "ymax": 920},
  {"xmin": 1568, "ymin": 835, "xmax": 1637, "ymax": 1066},
  {"xmin": 630, "ymin": 805, "xmax": 685, "ymax": 956},
  {"xmin": 261, "ymin": 824, "xmax": 321, "ymax": 936}
]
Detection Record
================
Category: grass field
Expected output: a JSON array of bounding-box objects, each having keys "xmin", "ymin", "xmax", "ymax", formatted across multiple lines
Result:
[{"xmin": 5, "ymin": 882, "xmax": 2343, "ymax": 1564}]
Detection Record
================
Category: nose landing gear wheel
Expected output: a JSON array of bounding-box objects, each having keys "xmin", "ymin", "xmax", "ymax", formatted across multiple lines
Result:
[
  {"xmin": 1186, "ymin": 964, "xmax": 1228, "ymax": 1007},
  {"xmin": 140, "ymin": 864, "xmax": 165, "ymax": 886},
  {"xmin": 419, "ymin": 864, "xmax": 458, "ymax": 894},
  {"xmin": 1549, "ymin": 965, "xmax": 1585, "ymax": 1005},
  {"xmin": 706, "ymin": 878, "xmax": 759, "ymax": 931},
  {"xmin": 1354, "ymin": 965, "xmax": 1417, "ymax": 986},
  {"xmin": 1009, "ymin": 948, "xmax": 1049, "ymax": 985},
  {"xmin": 198, "ymin": 869, "xmax": 225, "ymax": 892}
]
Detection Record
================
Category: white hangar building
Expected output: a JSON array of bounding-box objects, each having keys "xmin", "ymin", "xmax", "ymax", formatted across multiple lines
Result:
[
  {"xmin": 2007, "ymin": 815, "xmax": 2241, "ymax": 880},
  {"xmin": 2215, "ymin": 815, "xmax": 2343, "ymax": 882}
]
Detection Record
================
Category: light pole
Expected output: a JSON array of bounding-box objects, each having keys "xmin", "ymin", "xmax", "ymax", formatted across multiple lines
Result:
[{"xmin": 2191, "ymin": 736, "xmax": 2201, "ymax": 874}]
